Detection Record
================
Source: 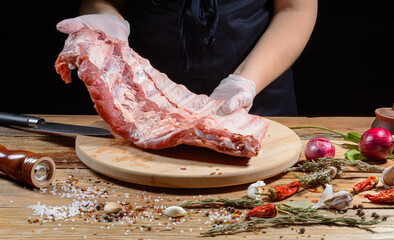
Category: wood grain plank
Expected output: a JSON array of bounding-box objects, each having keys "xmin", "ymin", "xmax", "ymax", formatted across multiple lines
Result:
[{"xmin": 1, "ymin": 116, "xmax": 393, "ymax": 239}]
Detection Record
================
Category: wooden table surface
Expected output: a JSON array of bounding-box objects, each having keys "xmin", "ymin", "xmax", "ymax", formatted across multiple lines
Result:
[{"xmin": 0, "ymin": 115, "xmax": 393, "ymax": 239}]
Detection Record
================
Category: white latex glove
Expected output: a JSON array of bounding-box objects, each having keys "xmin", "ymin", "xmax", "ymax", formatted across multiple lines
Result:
[
  {"xmin": 56, "ymin": 14, "xmax": 130, "ymax": 42},
  {"xmin": 210, "ymin": 74, "xmax": 256, "ymax": 115}
]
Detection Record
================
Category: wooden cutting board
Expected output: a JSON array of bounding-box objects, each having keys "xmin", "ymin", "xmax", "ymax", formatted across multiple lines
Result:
[{"xmin": 75, "ymin": 119, "xmax": 301, "ymax": 188}]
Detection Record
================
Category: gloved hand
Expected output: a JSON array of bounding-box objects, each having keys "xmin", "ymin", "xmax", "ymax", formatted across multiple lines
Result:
[
  {"xmin": 56, "ymin": 14, "xmax": 130, "ymax": 42},
  {"xmin": 210, "ymin": 74, "xmax": 256, "ymax": 115}
]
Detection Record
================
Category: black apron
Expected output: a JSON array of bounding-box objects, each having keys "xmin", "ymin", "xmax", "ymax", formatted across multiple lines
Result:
[{"xmin": 124, "ymin": 0, "xmax": 298, "ymax": 116}]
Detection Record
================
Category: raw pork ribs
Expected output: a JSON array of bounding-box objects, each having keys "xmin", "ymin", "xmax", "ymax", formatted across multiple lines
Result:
[{"xmin": 55, "ymin": 30, "xmax": 269, "ymax": 157}]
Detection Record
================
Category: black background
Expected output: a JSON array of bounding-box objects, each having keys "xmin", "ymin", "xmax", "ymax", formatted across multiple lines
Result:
[{"xmin": 1, "ymin": 1, "xmax": 393, "ymax": 116}]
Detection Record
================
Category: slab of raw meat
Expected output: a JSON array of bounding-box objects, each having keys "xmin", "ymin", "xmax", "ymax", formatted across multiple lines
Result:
[{"xmin": 55, "ymin": 29, "xmax": 269, "ymax": 157}]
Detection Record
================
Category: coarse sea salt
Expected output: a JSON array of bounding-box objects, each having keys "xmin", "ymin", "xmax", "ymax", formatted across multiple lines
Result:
[{"xmin": 28, "ymin": 200, "xmax": 95, "ymax": 220}]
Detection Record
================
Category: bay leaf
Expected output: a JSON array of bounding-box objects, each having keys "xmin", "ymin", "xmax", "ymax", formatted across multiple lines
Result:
[{"xmin": 281, "ymin": 200, "xmax": 315, "ymax": 209}]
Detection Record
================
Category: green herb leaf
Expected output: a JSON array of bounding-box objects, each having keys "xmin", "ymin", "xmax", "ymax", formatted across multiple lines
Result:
[
  {"xmin": 344, "ymin": 132, "xmax": 361, "ymax": 143},
  {"xmin": 345, "ymin": 149, "xmax": 366, "ymax": 161},
  {"xmin": 281, "ymin": 200, "xmax": 316, "ymax": 209},
  {"xmin": 290, "ymin": 126, "xmax": 361, "ymax": 144}
]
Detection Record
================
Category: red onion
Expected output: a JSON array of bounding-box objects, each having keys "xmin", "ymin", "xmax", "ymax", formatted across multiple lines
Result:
[
  {"xmin": 305, "ymin": 137, "xmax": 335, "ymax": 161},
  {"xmin": 358, "ymin": 127, "xmax": 394, "ymax": 161}
]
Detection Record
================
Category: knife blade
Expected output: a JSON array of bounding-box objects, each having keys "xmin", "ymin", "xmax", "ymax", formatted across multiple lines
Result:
[{"xmin": 0, "ymin": 112, "xmax": 112, "ymax": 136}]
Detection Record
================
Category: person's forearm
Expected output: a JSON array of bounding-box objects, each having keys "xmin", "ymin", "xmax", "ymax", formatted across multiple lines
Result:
[
  {"xmin": 80, "ymin": 0, "xmax": 125, "ymax": 20},
  {"xmin": 234, "ymin": 0, "xmax": 317, "ymax": 93}
]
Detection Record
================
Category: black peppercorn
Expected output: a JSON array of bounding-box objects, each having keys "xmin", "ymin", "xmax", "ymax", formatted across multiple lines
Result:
[
  {"xmin": 299, "ymin": 228, "xmax": 305, "ymax": 234},
  {"xmin": 357, "ymin": 204, "xmax": 364, "ymax": 210},
  {"xmin": 116, "ymin": 210, "xmax": 124, "ymax": 218},
  {"xmin": 356, "ymin": 209, "xmax": 362, "ymax": 215},
  {"xmin": 371, "ymin": 212, "xmax": 377, "ymax": 217}
]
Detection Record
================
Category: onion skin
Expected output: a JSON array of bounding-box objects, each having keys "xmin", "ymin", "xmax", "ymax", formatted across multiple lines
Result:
[
  {"xmin": 359, "ymin": 127, "xmax": 394, "ymax": 161},
  {"xmin": 305, "ymin": 137, "xmax": 335, "ymax": 161}
]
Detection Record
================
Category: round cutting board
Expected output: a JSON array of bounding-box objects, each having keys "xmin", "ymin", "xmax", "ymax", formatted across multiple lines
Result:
[{"xmin": 75, "ymin": 119, "xmax": 301, "ymax": 188}]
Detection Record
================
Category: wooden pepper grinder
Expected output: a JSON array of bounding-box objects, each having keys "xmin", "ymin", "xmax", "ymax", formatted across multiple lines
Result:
[{"xmin": 0, "ymin": 145, "xmax": 55, "ymax": 188}]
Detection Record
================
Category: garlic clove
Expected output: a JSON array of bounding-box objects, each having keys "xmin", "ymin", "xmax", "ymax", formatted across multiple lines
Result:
[
  {"xmin": 324, "ymin": 190, "xmax": 353, "ymax": 210},
  {"xmin": 163, "ymin": 206, "xmax": 187, "ymax": 217},
  {"xmin": 313, "ymin": 184, "xmax": 353, "ymax": 211},
  {"xmin": 313, "ymin": 184, "xmax": 334, "ymax": 209},
  {"xmin": 104, "ymin": 202, "xmax": 122, "ymax": 214},
  {"xmin": 247, "ymin": 180, "xmax": 266, "ymax": 200},
  {"xmin": 380, "ymin": 165, "xmax": 394, "ymax": 189}
]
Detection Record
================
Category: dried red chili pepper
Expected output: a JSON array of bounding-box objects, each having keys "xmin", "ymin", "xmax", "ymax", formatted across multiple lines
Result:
[
  {"xmin": 352, "ymin": 176, "xmax": 378, "ymax": 195},
  {"xmin": 263, "ymin": 181, "xmax": 302, "ymax": 201},
  {"xmin": 364, "ymin": 189, "xmax": 394, "ymax": 203},
  {"xmin": 247, "ymin": 204, "xmax": 277, "ymax": 218}
]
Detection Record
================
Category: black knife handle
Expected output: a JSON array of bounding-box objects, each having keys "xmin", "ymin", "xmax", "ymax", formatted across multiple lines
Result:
[{"xmin": 0, "ymin": 112, "xmax": 43, "ymax": 128}]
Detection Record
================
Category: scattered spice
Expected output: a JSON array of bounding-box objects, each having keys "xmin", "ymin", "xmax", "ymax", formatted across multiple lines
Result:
[
  {"xmin": 371, "ymin": 212, "xmax": 377, "ymax": 218},
  {"xmin": 95, "ymin": 204, "xmax": 102, "ymax": 211},
  {"xmin": 352, "ymin": 176, "xmax": 378, "ymax": 195},
  {"xmin": 356, "ymin": 209, "xmax": 362, "ymax": 215},
  {"xmin": 364, "ymin": 189, "xmax": 394, "ymax": 203},
  {"xmin": 227, "ymin": 207, "xmax": 236, "ymax": 213},
  {"xmin": 299, "ymin": 227, "xmax": 305, "ymax": 234}
]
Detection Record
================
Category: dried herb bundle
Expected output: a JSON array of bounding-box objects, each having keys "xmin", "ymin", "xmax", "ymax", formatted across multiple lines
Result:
[
  {"xmin": 178, "ymin": 198, "xmax": 265, "ymax": 209},
  {"xmin": 294, "ymin": 166, "xmax": 337, "ymax": 189},
  {"xmin": 201, "ymin": 205, "xmax": 383, "ymax": 236},
  {"xmin": 288, "ymin": 157, "xmax": 384, "ymax": 173},
  {"xmin": 288, "ymin": 157, "xmax": 384, "ymax": 189}
]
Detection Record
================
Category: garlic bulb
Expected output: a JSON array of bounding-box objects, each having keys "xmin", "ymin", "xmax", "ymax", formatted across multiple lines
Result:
[
  {"xmin": 163, "ymin": 206, "xmax": 187, "ymax": 217},
  {"xmin": 247, "ymin": 180, "xmax": 266, "ymax": 200},
  {"xmin": 313, "ymin": 184, "xmax": 352, "ymax": 210},
  {"xmin": 380, "ymin": 165, "xmax": 394, "ymax": 189}
]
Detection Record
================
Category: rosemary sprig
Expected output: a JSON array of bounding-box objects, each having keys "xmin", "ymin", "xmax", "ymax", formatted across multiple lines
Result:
[
  {"xmin": 293, "ymin": 166, "xmax": 338, "ymax": 189},
  {"xmin": 288, "ymin": 157, "xmax": 383, "ymax": 188},
  {"xmin": 201, "ymin": 205, "xmax": 382, "ymax": 236},
  {"xmin": 288, "ymin": 157, "xmax": 384, "ymax": 173},
  {"xmin": 178, "ymin": 198, "xmax": 265, "ymax": 209}
]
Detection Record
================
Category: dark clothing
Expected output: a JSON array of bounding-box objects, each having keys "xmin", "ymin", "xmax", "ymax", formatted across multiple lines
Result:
[{"xmin": 124, "ymin": 0, "xmax": 298, "ymax": 116}]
